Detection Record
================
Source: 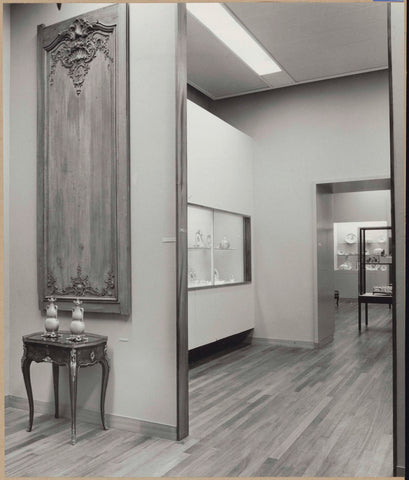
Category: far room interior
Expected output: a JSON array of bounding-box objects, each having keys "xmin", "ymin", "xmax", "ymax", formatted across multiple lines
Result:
[{"xmin": 2, "ymin": 1, "xmax": 406, "ymax": 478}]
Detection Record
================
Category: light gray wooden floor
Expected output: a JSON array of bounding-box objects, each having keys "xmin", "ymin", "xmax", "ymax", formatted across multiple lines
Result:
[{"xmin": 5, "ymin": 301, "xmax": 393, "ymax": 477}]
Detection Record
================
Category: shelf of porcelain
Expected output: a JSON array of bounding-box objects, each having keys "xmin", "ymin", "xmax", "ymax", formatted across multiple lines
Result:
[
  {"xmin": 188, "ymin": 280, "xmax": 212, "ymax": 287},
  {"xmin": 337, "ymin": 253, "xmax": 391, "ymax": 258}
]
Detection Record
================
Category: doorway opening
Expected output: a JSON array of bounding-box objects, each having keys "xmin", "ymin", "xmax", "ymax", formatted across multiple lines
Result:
[
  {"xmin": 176, "ymin": 2, "xmax": 399, "ymax": 477},
  {"xmin": 314, "ymin": 177, "xmax": 392, "ymax": 344}
]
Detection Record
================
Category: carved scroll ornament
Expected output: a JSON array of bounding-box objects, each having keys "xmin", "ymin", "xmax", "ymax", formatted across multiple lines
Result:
[
  {"xmin": 46, "ymin": 18, "xmax": 114, "ymax": 95},
  {"xmin": 47, "ymin": 265, "xmax": 115, "ymax": 298}
]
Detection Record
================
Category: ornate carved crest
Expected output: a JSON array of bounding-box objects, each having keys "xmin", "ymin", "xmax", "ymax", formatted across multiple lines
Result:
[
  {"xmin": 47, "ymin": 265, "xmax": 115, "ymax": 298},
  {"xmin": 45, "ymin": 18, "xmax": 114, "ymax": 95}
]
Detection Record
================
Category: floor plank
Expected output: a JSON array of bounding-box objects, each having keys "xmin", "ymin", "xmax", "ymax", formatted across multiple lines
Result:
[{"xmin": 5, "ymin": 300, "xmax": 393, "ymax": 477}]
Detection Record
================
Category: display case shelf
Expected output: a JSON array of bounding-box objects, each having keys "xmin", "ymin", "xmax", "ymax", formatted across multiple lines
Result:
[{"xmin": 188, "ymin": 204, "xmax": 251, "ymax": 290}]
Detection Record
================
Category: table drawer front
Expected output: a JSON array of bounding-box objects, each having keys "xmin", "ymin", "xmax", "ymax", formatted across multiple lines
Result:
[
  {"xmin": 76, "ymin": 344, "xmax": 106, "ymax": 366},
  {"xmin": 25, "ymin": 343, "xmax": 69, "ymax": 365}
]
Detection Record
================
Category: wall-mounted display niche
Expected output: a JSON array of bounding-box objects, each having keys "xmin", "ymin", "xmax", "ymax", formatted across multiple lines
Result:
[
  {"xmin": 334, "ymin": 221, "xmax": 390, "ymax": 272},
  {"xmin": 188, "ymin": 205, "xmax": 251, "ymax": 289},
  {"xmin": 37, "ymin": 5, "xmax": 131, "ymax": 314}
]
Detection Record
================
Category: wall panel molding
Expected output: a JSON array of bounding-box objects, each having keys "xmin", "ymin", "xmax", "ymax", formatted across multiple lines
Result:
[{"xmin": 37, "ymin": 4, "xmax": 130, "ymax": 314}]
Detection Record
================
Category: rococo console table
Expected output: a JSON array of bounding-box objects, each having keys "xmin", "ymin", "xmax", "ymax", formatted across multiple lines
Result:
[{"xmin": 21, "ymin": 332, "xmax": 109, "ymax": 445}]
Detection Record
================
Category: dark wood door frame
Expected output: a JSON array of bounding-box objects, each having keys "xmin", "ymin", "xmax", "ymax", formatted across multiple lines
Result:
[
  {"xmin": 386, "ymin": 4, "xmax": 399, "ymax": 476},
  {"xmin": 175, "ymin": 3, "xmax": 188, "ymax": 441}
]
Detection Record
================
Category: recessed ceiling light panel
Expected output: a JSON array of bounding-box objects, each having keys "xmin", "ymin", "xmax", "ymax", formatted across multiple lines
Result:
[{"xmin": 187, "ymin": 3, "xmax": 281, "ymax": 76}]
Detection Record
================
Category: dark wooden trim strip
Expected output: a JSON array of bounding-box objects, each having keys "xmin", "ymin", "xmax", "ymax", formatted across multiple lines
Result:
[
  {"xmin": 244, "ymin": 216, "xmax": 252, "ymax": 282},
  {"xmin": 386, "ymin": 4, "xmax": 398, "ymax": 475},
  {"xmin": 37, "ymin": 23, "xmax": 46, "ymax": 312},
  {"xmin": 175, "ymin": 3, "xmax": 189, "ymax": 441}
]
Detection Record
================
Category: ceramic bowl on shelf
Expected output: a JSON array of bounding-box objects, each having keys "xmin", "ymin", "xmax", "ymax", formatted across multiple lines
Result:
[
  {"xmin": 339, "ymin": 262, "xmax": 352, "ymax": 270},
  {"xmin": 344, "ymin": 233, "xmax": 357, "ymax": 244},
  {"xmin": 337, "ymin": 250, "xmax": 345, "ymax": 256}
]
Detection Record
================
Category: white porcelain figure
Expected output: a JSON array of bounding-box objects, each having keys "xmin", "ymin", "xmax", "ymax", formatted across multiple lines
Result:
[
  {"xmin": 70, "ymin": 298, "xmax": 85, "ymax": 335},
  {"xmin": 221, "ymin": 236, "xmax": 230, "ymax": 249},
  {"xmin": 45, "ymin": 297, "xmax": 59, "ymax": 333}
]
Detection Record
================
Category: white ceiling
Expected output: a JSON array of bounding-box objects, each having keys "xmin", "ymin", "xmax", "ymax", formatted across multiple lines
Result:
[{"xmin": 187, "ymin": 2, "xmax": 388, "ymax": 100}]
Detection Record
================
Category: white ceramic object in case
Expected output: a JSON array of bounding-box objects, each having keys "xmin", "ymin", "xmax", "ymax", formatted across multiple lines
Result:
[{"xmin": 344, "ymin": 233, "xmax": 357, "ymax": 244}]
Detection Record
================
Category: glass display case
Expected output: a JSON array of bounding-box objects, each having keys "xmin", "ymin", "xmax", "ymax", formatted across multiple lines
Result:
[
  {"xmin": 359, "ymin": 226, "xmax": 392, "ymax": 295},
  {"xmin": 334, "ymin": 221, "xmax": 388, "ymax": 271},
  {"xmin": 188, "ymin": 204, "xmax": 251, "ymax": 289},
  {"xmin": 357, "ymin": 226, "xmax": 392, "ymax": 331}
]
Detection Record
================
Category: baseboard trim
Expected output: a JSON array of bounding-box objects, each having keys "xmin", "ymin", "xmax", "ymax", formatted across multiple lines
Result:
[
  {"xmin": 5, "ymin": 395, "xmax": 177, "ymax": 440},
  {"xmin": 395, "ymin": 465, "xmax": 405, "ymax": 477},
  {"xmin": 252, "ymin": 337, "xmax": 316, "ymax": 349},
  {"xmin": 315, "ymin": 334, "xmax": 334, "ymax": 348}
]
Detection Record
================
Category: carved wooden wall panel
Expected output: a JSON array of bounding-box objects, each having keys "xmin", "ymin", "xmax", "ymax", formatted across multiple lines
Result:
[{"xmin": 37, "ymin": 5, "xmax": 130, "ymax": 314}]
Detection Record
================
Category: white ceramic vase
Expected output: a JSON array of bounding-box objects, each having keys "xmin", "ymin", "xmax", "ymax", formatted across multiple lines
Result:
[
  {"xmin": 45, "ymin": 297, "xmax": 59, "ymax": 333},
  {"xmin": 70, "ymin": 298, "xmax": 85, "ymax": 335}
]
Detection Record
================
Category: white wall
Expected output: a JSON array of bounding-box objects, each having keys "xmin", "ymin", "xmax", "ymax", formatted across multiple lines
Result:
[
  {"xmin": 212, "ymin": 71, "xmax": 390, "ymax": 343},
  {"xmin": 7, "ymin": 3, "xmax": 178, "ymax": 428},
  {"xmin": 334, "ymin": 190, "xmax": 391, "ymax": 223},
  {"xmin": 187, "ymin": 100, "xmax": 255, "ymax": 349},
  {"xmin": 2, "ymin": 3, "xmax": 11, "ymax": 396}
]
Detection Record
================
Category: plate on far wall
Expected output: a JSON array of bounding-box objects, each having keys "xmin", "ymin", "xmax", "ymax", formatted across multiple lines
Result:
[{"xmin": 344, "ymin": 233, "xmax": 357, "ymax": 244}]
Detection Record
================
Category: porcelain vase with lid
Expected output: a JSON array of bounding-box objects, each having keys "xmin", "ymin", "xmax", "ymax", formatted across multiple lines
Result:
[
  {"xmin": 70, "ymin": 298, "xmax": 85, "ymax": 335},
  {"xmin": 45, "ymin": 297, "xmax": 59, "ymax": 333}
]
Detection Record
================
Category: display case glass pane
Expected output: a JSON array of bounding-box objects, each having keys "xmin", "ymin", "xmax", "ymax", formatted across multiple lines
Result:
[
  {"xmin": 213, "ymin": 211, "xmax": 244, "ymax": 285},
  {"xmin": 188, "ymin": 205, "xmax": 213, "ymax": 288},
  {"xmin": 188, "ymin": 204, "xmax": 250, "ymax": 289},
  {"xmin": 360, "ymin": 226, "xmax": 392, "ymax": 295}
]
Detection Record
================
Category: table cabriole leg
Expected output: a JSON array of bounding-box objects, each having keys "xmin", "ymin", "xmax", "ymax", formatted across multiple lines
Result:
[
  {"xmin": 365, "ymin": 302, "xmax": 368, "ymax": 327},
  {"xmin": 52, "ymin": 363, "xmax": 59, "ymax": 418},
  {"xmin": 21, "ymin": 346, "xmax": 34, "ymax": 432},
  {"xmin": 100, "ymin": 349, "xmax": 110, "ymax": 430},
  {"xmin": 69, "ymin": 349, "xmax": 79, "ymax": 445}
]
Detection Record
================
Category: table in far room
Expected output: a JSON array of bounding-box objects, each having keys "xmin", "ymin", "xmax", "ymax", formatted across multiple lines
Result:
[{"xmin": 358, "ymin": 293, "xmax": 392, "ymax": 331}]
